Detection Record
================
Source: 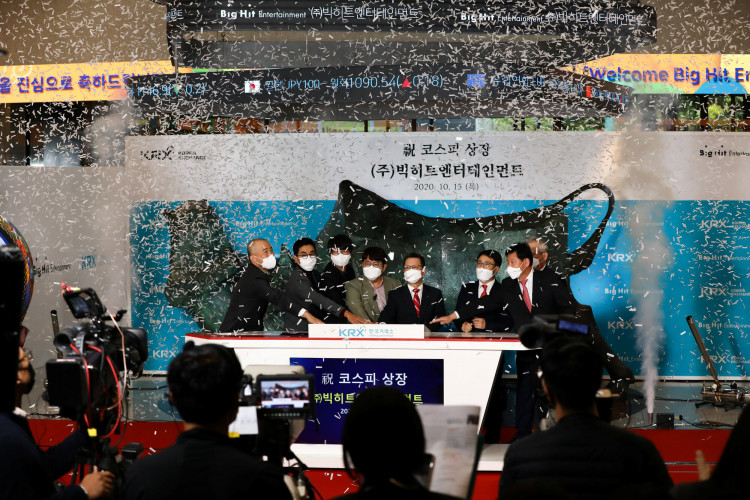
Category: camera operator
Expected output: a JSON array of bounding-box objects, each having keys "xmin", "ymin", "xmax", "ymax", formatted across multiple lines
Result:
[
  {"xmin": 123, "ymin": 342, "xmax": 292, "ymax": 500},
  {"xmin": 0, "ymin": 346, "xmax": 114, "ymax": 500}
]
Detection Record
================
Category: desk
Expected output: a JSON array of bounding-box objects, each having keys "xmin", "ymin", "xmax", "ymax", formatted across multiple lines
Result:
[{"xmin": 185, "ymin": 330, "xmax": 523, "ymax": 471}]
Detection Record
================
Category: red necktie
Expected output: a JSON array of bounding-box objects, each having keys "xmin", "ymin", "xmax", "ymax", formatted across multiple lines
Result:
[
  {"xmin": 520, "ymin": 279, "xmax": 532, "ymax": 312},
  {"xmin": 480, "ymin": 284, "xmax": 488, "ymax": 298},
  {"xmin": 413, "ymin": 288, "xmax": 421, "ymax": 316}
]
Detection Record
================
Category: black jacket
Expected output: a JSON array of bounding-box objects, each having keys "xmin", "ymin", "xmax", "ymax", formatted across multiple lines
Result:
[
  {"xmin": 318, "ymin": 262, "xmax": 356, "ymax": 323},
  {"xmin": 453, "ymin": 280, "xmax": 511, "ymax": 332},
  {"xmin": 123, "ymin": 428, "xmax": 292, "ymax": 500},
  {"xmin": 0, "ymin": 411, "xmax": 87, "ymax": 500},
  {"xmin": 220, "ymin": 264, "xmax": 303, "ymax": 332},
  {"xmin": 456, "ymin": 269, "xmax": 575, "ymax": 331},
  {"xmin": 379, "ymin": 284, "xmax": 446, "ymax": 332},
  {"xmin": 498, "ymin": 413, "xmax": 673, "ymax": 499},
  {"xmin": 284, "ymin": 266, "xmax": 345, "ymax": 332}
]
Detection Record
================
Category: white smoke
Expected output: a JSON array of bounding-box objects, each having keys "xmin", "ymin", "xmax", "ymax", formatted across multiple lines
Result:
[{"xmin": 630, "ymin": 204, "xmax": 668, "ymax": 418}]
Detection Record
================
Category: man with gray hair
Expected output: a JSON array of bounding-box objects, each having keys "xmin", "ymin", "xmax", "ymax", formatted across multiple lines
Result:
[
  {"xmin": 526, "ymin": 236, "xmax": 550, "ymax": 272},
  {"xmin": 220, "ymin": 238, "xmax": 323, "ymax": 332}
]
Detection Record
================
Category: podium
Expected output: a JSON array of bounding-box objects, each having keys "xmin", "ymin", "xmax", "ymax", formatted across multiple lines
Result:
[{"xmin": 186, "ymin": 326, "xmax": 523, "ymax": 470}]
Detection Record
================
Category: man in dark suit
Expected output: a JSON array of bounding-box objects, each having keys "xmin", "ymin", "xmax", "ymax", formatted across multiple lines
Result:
[
  {"xmin": 123, "ymin": 343, "xmax": 292, "ymax": 500},
  {"xmin": 433, "ymin": 242, "xmax": 575, "ymax": 439},
  {"xmin": 318, "ymin": 234, "xmax": 356, "ymax": 323},
  {"xmin": 453, "ymin": 249, "xmax": 511, "ymax": 333},
  {"xmin": 220, "ymin": 238, "xmax": 323, "ymax": 332},
  {"xmin": 379, "ymin": 253, "xmax": 446, "ymax": 332},
  {"xmin": 284, "ymin": 238, "xmax": 367, "ymax": 332}
]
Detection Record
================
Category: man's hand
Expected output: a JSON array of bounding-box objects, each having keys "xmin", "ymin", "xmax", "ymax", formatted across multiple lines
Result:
[
  {"xmin": 302, "ymin": 311, "xmax": 324, "ymax": 325},
  {"xmin": 344, "ymin": 310, "xmax": 368, "ymax": 324},
  {"xmin": 430, "ymin": 313, "xmax": 457, "ymax": 326},
  {"xmin": 472, "ymin": 317, "xmax": 486, "ymax": 330},
  {"xmin": 461, "ymin": 321, "xmax": 473, "ymax": 333},
  {"xmin": 80, "ymin": 466, "xmax": 114, "ymax": 499},
  {"xmin": 696, "ymin": 449, "xmax": 712, "ymax": 480}
]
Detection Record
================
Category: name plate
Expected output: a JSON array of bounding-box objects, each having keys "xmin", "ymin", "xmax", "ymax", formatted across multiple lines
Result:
[{"xmin": 308, "ymin": 323, "xmax": 427, "ymax": 339}]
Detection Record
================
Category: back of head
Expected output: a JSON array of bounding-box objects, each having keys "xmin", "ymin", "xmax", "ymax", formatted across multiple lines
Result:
[
  {"xmin": 540, "ymin": 337, "xmax": 602, "ymax": 413},
  {"xmin": 342, "ymin": 387, "xmax": 425, "ymax": 484},
  {"xmin": 167, "ymin": 342, "xmax": 243, "ymax": 425}
]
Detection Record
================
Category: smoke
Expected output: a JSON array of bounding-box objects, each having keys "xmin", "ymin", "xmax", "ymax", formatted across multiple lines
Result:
[{"xmin": 630, "ymin": 203, "xmax": 668, "ymax": 417}]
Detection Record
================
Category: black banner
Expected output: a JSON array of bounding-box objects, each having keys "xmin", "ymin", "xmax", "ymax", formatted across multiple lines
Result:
[
  {"xmin": 166, "ymin": 0, "xmax": 656, "ymax": 36},
  {"xmin": 129, "ymin": 64, "xmax": 632, "ymax": 119}
]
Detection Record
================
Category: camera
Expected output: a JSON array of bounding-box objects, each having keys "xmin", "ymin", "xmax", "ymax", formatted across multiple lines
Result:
[
  {"xmin": 46, "ymin": 286, "xmax": 148, "ymax": 435},
  {"xmin": 518, "ymin": 314, "xmax": 591, "ymax": 349}
]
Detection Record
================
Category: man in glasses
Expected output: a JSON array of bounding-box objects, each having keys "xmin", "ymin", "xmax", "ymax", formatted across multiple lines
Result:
[
  {"xmin": 379, "ymin": 252, "xmax": 446, "ymax": 332},
  {"xmin": 345, "ymin": 247, "xmax": 401, "ymax": 323},
  {"xmin": 453, "ymin": 249, "xmax": 511, "ymax": 334}
]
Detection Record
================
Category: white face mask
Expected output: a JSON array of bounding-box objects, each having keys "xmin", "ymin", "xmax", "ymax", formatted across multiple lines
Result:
[
  {"xmin": 404, "ymin": 268, "xmax": 423, "ymax": 284},
  {"xmin": 363, "ymin": 266, "xmax": 382, "ymax": 281},
  {"xmin": 532, "ymin": 257, "xmax": 540, "ymax": 269},
  {"xmin": 298, "ymin": 255, "xmax": 317, "ymax": 272},
  {"xmin": 506, "ymin": 265, "xmax": 524, "ymax": 280},
  {"xmin": 476, "ymin": 267, "xmax": 495, "ymax": 282},
  {"xmin": 331, "ymin": 253, "xmax": 351, "ymax": 268},
  {"xmin": 259, "ymin": 254, "xmax": 276, "ymax": 270}
]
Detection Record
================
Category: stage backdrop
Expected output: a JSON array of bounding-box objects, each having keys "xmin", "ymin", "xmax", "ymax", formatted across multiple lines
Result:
[
  {"xmin": 123, "ymin": 132, "xmax": 750, "ymax": 379},
  {"xmin": 3, "ymin": 132, "xmax": 747, "ymax": 384}
]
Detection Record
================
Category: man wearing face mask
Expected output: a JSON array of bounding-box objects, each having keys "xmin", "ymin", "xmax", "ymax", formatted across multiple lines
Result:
[
  {"xmin": 345, "ymin": 247, "xmax": 401, "ymax": 323},
  {"xmin": 526, "ymin": 236, "xmax": 550, "ymax": 273},
  {"xmin": 284, "ymin": 238, "xmax": 368, "ymax": 332},
  {"xmin": 220, "ymin": 238, "xmax": 323, "ymax": 332},
  {"xmin": 318, "ymin": 235, "xmax": 356, "ymax": 322},
  {"xmin": 432, "ymin": 242, "xmax": 574, "ymax": 439},
  {"xmin": 378, "ymin": 253, "xmax": 446, "ymax": 332},
  {"xmin": 452, "ymin": 249, "xmax": 511, "ymax": 334},
  {"xmin": 0, "ymin": 346, "xmax": 115, "ymax": 499}
]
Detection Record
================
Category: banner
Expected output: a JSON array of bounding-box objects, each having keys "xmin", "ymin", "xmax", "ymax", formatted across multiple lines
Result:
[
  {"xmin": 564, "ymin": 54, "xmax": 750, "ymax": 94},
  {"xmin": 125, "ymin": 132, "xmax": 750, "ymax": 380},
  {"xmin": 290, "ymin": 357, "xmax": 444, "ymax": 444}
]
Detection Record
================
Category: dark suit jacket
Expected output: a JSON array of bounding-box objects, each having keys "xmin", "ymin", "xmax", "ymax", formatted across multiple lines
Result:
[
  {"xmin": 0, "ymin": 411, "xmax": 87, "ymax": 500},
  {"xmin": 220, "ymin": 264, "xmax": 303, "ymax": 332},
  {"xmin": 318, "ymin": 262, "xmax": 355, "ymax": 323},
  {"xmin": 453, "ymin": 280, "xmax": 511, "ymax": 332},
  {"xmin": 498, "ymin": 413, "xmax": 673, "ymax": 499},
  {"xmin": 123, "ymin": 428, "xmax": 292, "ymax": 500},
  {"xmin": 284, "ymin": 266, "xmax": 345, "ymax": 332},
  {"xmin": 457, "ymin": 269, "xmax": 574, "ymax": 331},
  {"xmin": 379, "ymin": 284, "xmax": 446, "ymax": 332}
]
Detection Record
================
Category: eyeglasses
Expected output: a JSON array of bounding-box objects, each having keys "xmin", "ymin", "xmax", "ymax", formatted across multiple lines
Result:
[
  {"xmin": 476, "ymin": 260, "xmax": 496, "ymax": 269},
  {"xmin": 403, "ymin": 265, "xmax": 423, "ymax": 271},
  {"xmin": 362, "ymin": 260, "xmax": 384, "ymax": 268}
]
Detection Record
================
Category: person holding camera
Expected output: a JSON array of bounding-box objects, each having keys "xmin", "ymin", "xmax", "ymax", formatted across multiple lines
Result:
[
  {"xmin": 123, "ymin": 342, "xmax": 292, "ymax": 500},
  {"xmin": 0, "ymin": 346, "xmax": 114, "ymax": 500}
]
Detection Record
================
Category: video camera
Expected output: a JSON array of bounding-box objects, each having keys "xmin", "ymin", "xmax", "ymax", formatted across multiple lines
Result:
[
  {"xmin": 518, "ymin": 314, "xmax": 591, "ymax": 349},
  {"xmin": 236, "ymin": 369, "xmax": 315, "ymax": 467},
  {"xmin": 46, "ymin": 285, "xmax": 148, "ymax": 435}
]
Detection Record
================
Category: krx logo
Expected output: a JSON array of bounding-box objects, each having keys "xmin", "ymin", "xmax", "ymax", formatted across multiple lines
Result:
[
  {"xmin": 607, "ymin": 252, "xmax": 635, "ymax": 262},
  {"xmin": 338, "ymin": 327, "xmax": 366, "ymax": 337},
  {"xmin": 608, "ymin": 320, "xmax": 635, "ymax": 330},
  {"xmin": 140, "ymin": 146, "xmax": 174, "ymax": 161},
  {"xmin": 699, "ymin": 219, "xmax": 728, "ymax": 230},
  {"xmin": 699, "ymin": 286, "xmax": 728, "ymax": 298}
]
